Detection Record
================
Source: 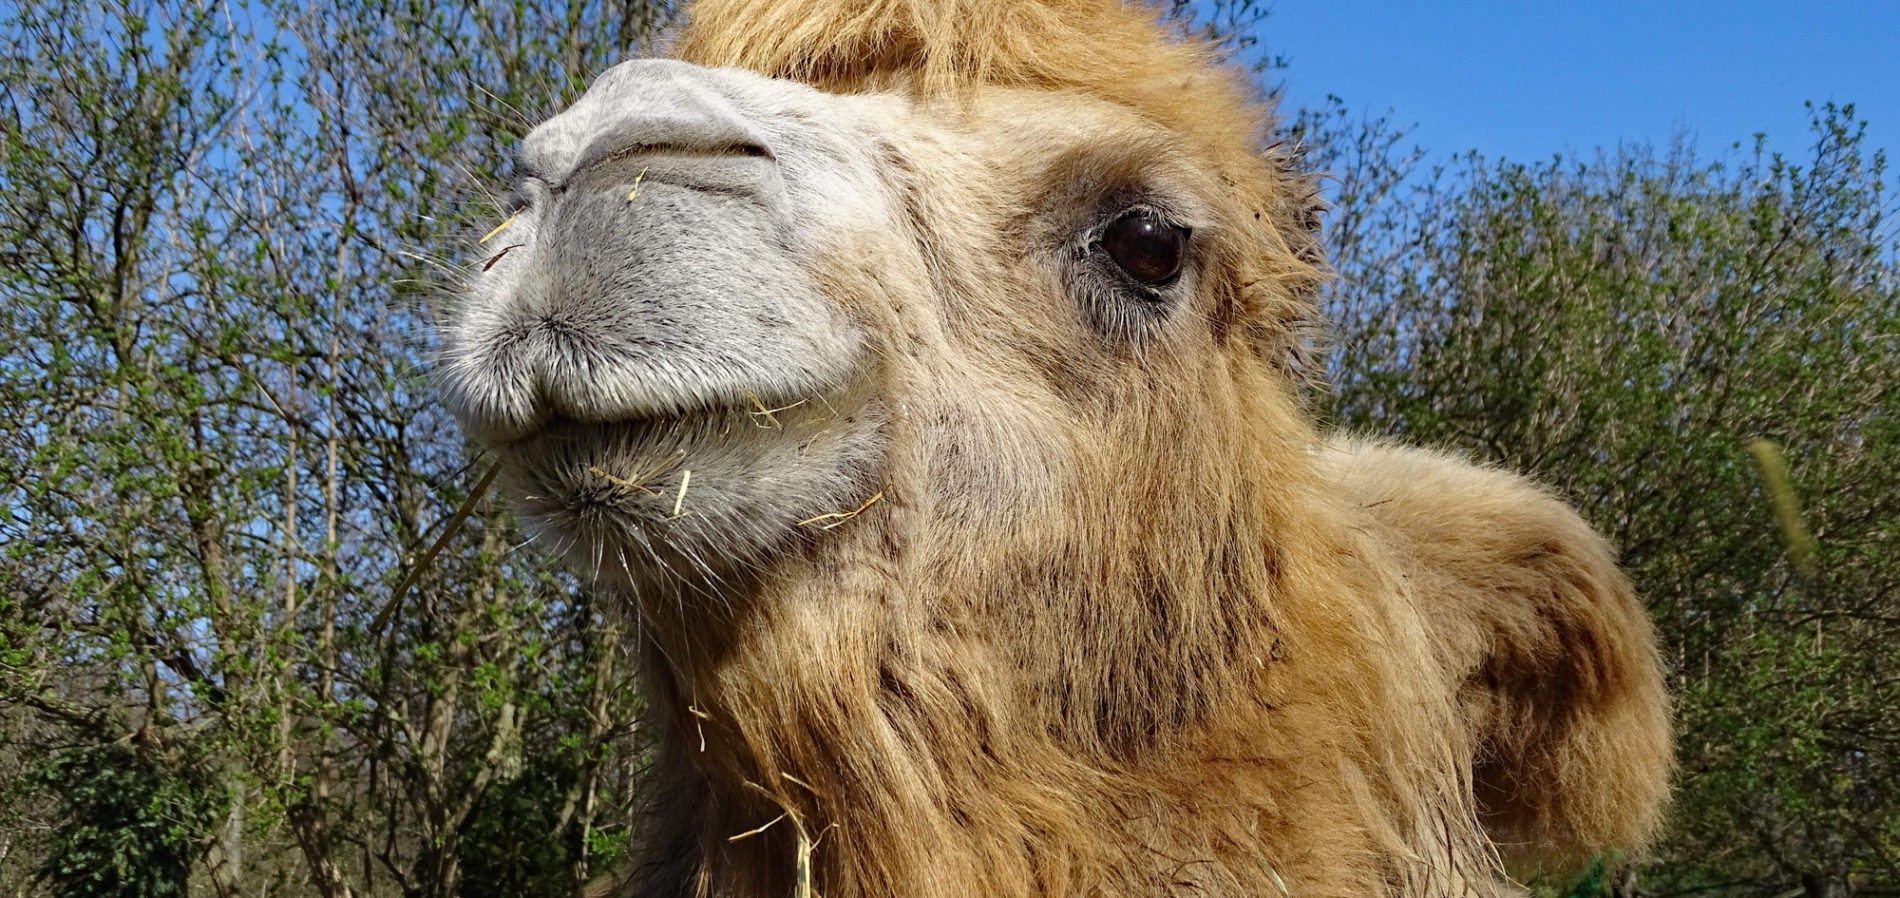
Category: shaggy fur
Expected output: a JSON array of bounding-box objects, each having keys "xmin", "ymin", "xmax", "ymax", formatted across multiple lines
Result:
[{"xmin": 446, "ymin": 2, "xmax": 1673, "ymax": 896}]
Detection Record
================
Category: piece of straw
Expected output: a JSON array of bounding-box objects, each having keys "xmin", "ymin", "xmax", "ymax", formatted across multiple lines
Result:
[
  {"xmin": 479, "ymin": 212, "xmax": 518, "ymax": 244},
  {"xmin": 672, "ymin": 470, "xmax": 693, "ymax": 517},
  {"xmin": 1259, "ymin": 859, "xmax": 1291, "ymax": 898},
  {"xmin": 589, "ymin": 465, "xmax": 659, "ymax": 494},
  {"xmin": 687, "ymin": 704, "xmax": 712, "ymax": 752},
  {"xmin": 793, "ymin": 830, "xmax": 816, "ymax": 898},
  {"xmin": 727, "ymin": 813, "xmax": 787, "ymax": 843},
  {"xmin": 741, "ymin": 781, "xmax": 823, "ymax": 898},
  {"xmin": 747, "ymin": 393, "xmax": 810, "ymax": 429},
  {"xmin": 626, "ymin": 167, "xmax": 649, "ymax": 202},
  {"xmin": 796, "ymin": 491, "xmax": 884, "ymax": 530}
]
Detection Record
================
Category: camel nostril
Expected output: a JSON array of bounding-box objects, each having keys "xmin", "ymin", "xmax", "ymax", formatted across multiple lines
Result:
[{"xmin": 566, "ymin": 141, "xmax": 776, "ymax": 188}]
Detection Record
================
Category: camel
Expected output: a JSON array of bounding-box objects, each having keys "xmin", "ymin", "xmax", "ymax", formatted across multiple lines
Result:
[{"xmin": 436, "ymin": 1, "xmax": 1673, "ymax": 895}]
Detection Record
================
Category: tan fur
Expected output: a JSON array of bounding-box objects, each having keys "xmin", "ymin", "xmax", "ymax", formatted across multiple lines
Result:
[{"xmin": 581, "ymin": 3, "xmax": 1674, "ymax": 896}]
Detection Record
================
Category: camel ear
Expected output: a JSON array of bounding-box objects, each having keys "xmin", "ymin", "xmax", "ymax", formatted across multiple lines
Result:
[{"xmin": 1325, "ymin": 441, "xmax": 1675, "ymax": 875}]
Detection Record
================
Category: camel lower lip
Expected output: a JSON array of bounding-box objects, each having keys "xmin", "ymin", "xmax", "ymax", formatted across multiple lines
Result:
[
  {"xmin": 499, "ymin": 419, "xmax": 710, "ymax": 528},
  {"xmin": 499, "ymin": 413, "xmax": 724, "ymax": 491},
  {"xmin": 489, "ymin": 386, "xmax": 883, "ymax": 595},
  {"xmin": 496, "ymin": 396, "xmax": 839, "ymax": 524}
]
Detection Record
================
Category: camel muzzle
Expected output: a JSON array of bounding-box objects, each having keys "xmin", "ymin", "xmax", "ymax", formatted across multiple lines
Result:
[{"xmin": 439, "ymin": 59, "xmax": 861, "ymax": 447}]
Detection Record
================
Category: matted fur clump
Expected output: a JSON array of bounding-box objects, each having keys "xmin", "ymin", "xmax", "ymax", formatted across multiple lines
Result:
[{"xmin": 453, "ymin": 1, "xmax": 1675, "ymax": 896}]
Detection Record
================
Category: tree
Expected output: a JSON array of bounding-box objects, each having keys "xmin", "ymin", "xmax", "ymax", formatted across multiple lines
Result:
[{"xmin": 0, "ymin": 1, "xmax": 670, "ymax": 895}]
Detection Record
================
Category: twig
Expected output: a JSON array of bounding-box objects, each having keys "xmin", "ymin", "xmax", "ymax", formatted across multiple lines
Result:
[
  {"xmin": 371, "ymin": 462, "xmax": 502, "ymax": 636},
  {"xmin": 481, "ymin": 243, "xmax": 523, "ymax": 271}
]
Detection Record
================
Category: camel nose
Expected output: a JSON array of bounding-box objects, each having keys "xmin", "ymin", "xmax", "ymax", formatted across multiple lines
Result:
[{"xmin": 519, "ymin": 58, "xmax": 776, "ymax": 189}]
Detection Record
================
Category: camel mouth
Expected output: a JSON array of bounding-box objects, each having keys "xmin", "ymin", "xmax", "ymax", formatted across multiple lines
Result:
[
  {"xmin": 487, "ymin": 381, "xmax": 811, "ymax": 450},
  {"xmin": 501, "ymin": 411, "xmax": 736, "ymax": 516},
  {"xmin": 499, "ymin": 393, "xmax": 814, "ymax": 510},
  {"xmin": 495, "ymin": 384, "xmax": 884, "ymax": 589}
]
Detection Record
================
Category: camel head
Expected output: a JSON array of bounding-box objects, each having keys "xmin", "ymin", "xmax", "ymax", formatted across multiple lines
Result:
[
  {"xmin": 439, "ymin": 0, "xmax": 1329, "ymax": 748},
  {"xmin": 436, "ymin": 6, "xmax": 1674, "ymax": 894}
]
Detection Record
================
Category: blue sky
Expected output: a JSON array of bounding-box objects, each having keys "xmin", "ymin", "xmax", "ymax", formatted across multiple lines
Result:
[{"xmin": 1254, "ymin": 2, "xmax": 1899, "ymax": 163}]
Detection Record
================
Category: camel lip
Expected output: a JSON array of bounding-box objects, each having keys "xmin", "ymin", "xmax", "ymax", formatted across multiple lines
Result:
[
  {"xmin": 495, "ymin": 414, "xmax": 720, "ymax": 523},
  {"xmin": 490, "ymin": 385, "xmax": 821, "ymax": 449}
]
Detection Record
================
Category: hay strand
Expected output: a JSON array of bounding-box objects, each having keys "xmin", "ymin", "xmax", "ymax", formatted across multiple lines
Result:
[
  {"xmin": 727, "ymin": 813, "xmax": 788, "ymax": 843},
  {"xmin": 588, "ymin": 465, "xmax": 661, "ymax": 495},
  {"xmin": 672, "ymin": 469, "xmax": 693, "ymax": 517},
  {"xmin": 747, "ymin": 392, "xmax": 810, "ymax": 429},
  {"xmin": 479, "ymin": 212, "xmax": 519, "ymax": 244},
  {"xmin": 796, "ymin": 491, "xmax": 884, "ymax": 529},
  {"xmin": 741, "ymin": 780, "xmax": 824, "ymax": 898}
]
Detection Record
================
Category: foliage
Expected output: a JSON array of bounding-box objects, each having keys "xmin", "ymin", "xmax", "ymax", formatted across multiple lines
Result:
[{"xmin": 31, "ymin": 743, "xmax": 223, "ymax": 898}]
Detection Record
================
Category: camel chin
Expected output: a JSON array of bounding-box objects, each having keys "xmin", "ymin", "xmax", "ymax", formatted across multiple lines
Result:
[{"xmin": 436, "ymin": 60, "xmax": 895, "ymax": 589}]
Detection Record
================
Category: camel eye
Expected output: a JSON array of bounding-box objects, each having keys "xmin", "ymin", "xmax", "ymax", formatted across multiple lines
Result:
[{"xmin": 1101, "ymin": 212, "xmax": 1188, "ymax": 286}]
